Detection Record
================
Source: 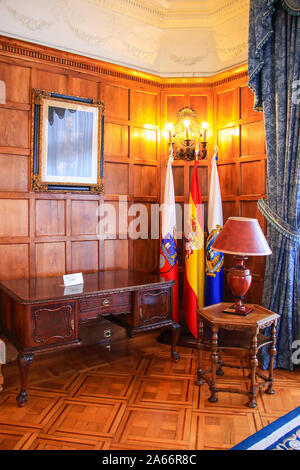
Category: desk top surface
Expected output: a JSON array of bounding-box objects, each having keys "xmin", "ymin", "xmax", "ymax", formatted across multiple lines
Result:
[{"xmin": 0, "ymin": 271, "xmax": 174, "ymax": 304}]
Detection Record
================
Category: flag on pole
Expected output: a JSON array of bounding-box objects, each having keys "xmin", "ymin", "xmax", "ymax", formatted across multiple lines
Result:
[
  {"xmin": 205, "ymin": 147, "xmax": 224, "ymax": 305},
  {"xmin": 159, "ymin": 151, "xmax": 179, "ymax": 323},
  {"xmin": 183, "ymin": 158, "xmax": 205, "ymax": 338}
]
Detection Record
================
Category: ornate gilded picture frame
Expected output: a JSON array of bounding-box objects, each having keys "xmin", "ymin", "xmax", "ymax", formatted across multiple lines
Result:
[{"xmin": 32, "ymin": 89, "xmax": 105, "ymax": 193}]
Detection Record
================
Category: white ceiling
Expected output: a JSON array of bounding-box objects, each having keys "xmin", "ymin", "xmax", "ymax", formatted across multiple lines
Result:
[{"xmin": 0, "ymin": 0, "xmax": 250, "ymax": 76}]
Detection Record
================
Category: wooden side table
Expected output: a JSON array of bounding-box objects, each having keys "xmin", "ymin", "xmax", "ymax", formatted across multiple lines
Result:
[{"xmin": 196, "ymin": 303, "xmax": 280, "ymax": 408}]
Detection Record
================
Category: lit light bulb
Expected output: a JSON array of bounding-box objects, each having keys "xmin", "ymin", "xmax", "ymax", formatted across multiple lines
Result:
[
  {"xmin": 167, "ymin": 123, "xmax": 174, "ymax": 143},
  {"xmin": 183, "ymin": 119, "xmax": 190, "ymax": 139}
]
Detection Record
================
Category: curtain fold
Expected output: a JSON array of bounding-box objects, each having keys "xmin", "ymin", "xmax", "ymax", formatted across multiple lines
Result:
[{"xmin": 248, "ymin": 0, "xmax": 300, "ymax": 370}]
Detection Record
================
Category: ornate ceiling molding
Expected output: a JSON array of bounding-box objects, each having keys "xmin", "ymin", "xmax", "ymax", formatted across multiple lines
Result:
[
  {"xmin": 86, "ymin": 0, "xmax": 168, "ymax": 25},
  {"xmin": 0, "ymin": 36, "xmax": 162, "ymax": 87},
  {"xmin": 0, "ymin": 35, "xmax": 248, "ymax": 88},
  {"xmin": 86, "ymin": 0, "xmax": 249, "ymax": 28}
]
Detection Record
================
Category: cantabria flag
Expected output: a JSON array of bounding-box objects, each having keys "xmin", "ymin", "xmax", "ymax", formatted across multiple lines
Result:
[
  {"xmin": 159, "ymin": 153, "xmax": 179, "ymax": 322},
  {"xmin": 205, "ymin": 147, "xmax": 224, "ymax": 305},
  {"xmin": 183, "ymin": 158, "xmax": 205, "ymax": 338}
]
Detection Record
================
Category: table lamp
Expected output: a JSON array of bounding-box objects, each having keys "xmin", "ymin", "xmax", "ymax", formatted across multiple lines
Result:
[{"xmin": 211, "ymin": 217, "xmax": 272, "ymax": 315}]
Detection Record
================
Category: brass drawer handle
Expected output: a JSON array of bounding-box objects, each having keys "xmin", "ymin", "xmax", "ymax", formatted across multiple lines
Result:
[{"xmin": 102, "ymin": 298, "xmax": 110, "ymax": 307}]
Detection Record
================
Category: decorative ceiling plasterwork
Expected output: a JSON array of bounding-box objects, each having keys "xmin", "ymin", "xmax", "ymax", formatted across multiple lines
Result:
[
  {"xmin": 168, "ymin": 53, "xmax": 206, "ymax": 67},
  {"xmin": 0, "ymin": 0, "xmax": 249, "ymax": 77},
  {"xmin": 216, "ymin": 41, "xmax": 248, "ymax": 60},
  {"xmin": 86, "ymin": 0, "xmax": 249, "ymax": 28},
  {"xmin": 6, "ymin": 5, "xmax": 52, "ymax": 31}
]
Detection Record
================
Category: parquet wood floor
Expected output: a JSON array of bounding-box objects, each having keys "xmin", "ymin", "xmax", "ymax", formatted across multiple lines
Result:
[{"xmin": 0, "ymin": 333, "xmax": 299, "ymax": 450}]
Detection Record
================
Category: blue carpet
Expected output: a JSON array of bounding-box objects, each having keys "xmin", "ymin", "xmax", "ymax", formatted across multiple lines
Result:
[{"xmin": 231, "ymin": 406, "xmax": 300, "ymax": 450}]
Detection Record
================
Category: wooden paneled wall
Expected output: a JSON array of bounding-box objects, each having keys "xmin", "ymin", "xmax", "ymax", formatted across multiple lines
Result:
[
  {"xmin": 0, "ymin": 36, "xmax": 265, "ymax": 304},
  {"xmin": 103, "ymin": 83, "xmax": 160, "ymax": 274},
  {"xmin": 0, "ymin": 36, "xmax": 161, "ymax": 283}
]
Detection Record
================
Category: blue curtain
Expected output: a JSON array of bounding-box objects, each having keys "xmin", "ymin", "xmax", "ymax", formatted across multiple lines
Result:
[{"xmin": 248, "ymin": 0, "xmax": 300, "ymax": 370}]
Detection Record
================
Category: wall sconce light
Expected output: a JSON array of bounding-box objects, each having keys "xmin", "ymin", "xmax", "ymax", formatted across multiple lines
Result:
[{"xmin": 167, "ymin": 107, "xmax": 209, "ymax": 161}]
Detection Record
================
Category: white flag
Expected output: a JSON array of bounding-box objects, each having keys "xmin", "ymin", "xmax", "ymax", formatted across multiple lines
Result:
[
  {"xmin": 205, "ymin": 146, "xmax": 224, "ymax": 305},
  {"xmin": 161, "ymin": 155, "xmax": 176, "ymax": 239},
  {"xmin": 159, "ymin": 152, "xmax": 179, "ymax": 322},
  {"xmin": 207, "ymin": 148, "xmax": 223, "ymax": 234}
]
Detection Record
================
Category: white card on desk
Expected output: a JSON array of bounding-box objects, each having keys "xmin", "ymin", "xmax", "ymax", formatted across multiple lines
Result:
[
  {"xmin": 64, "ymin": 284, "xmax": 84, "ymax": 296},
  {"xmin": 63, "ymin": 272, "xmax": 84, "ymax": 287}
]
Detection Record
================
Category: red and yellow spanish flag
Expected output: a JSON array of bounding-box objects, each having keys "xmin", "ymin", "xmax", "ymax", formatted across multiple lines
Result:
[{"xmin": 183, "ymin": 159, "xmax": 205, "ymax": 338}]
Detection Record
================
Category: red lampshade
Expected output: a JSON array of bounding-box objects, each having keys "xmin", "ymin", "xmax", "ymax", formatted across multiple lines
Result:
[{"xmin": 211, "ymin": 217, "xmax": 271, "ymax": 256}]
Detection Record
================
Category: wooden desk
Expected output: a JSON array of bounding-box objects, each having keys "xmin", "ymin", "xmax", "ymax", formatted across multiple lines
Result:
[
  {"xmin": 196, "ymin": 303, "xmax": 280, "ymax": 408},
  {"xmin": 0, "ymin": 270, "xmax": 180, "ymax": 407}
]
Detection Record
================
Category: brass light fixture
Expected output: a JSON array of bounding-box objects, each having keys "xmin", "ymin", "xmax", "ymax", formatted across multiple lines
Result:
[{"xmin": 167, "ymin": 107, "xmax": 209, "ymax": 161}]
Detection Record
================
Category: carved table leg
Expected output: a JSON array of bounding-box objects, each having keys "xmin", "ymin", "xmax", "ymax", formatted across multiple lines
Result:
[
  {"xmin": 265, "ymin": 321, "xmax": 277, "ymax": 395},
  {"xmin": 196, "ymin": 318, "xmax": 205, "ymax": 385},
  {"xmin": 16, "ymin": 352, "xmax": 34, "ymax": 407},
  {"xmin": 247, "ymin": 330, "xmax": 258, "ymax": 408},
  {"xmin": 209, "ymin": 325, "xmax": 219, "ymax": 403},
  {"xmin": 170, "ymin": 322, "xmax": 181, "ymax": 362},
  {"xmin": 217, "ymin": 348, "xmax": 224, "ymax": 376}
]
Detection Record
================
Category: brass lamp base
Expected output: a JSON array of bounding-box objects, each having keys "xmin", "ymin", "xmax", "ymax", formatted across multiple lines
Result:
[{"xmin": 224, "ymin": 256, "xmax": 253, "ymax": 316}]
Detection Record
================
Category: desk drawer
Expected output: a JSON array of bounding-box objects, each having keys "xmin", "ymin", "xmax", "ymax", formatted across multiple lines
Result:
[
  {"xmin": 78, "ymin": 292, "xmax": 131, "ymax": 321},
  {"xmin": 30, "ymin": 302, "xmax": 76, "ymax": 348},
  {"xmin": 136, "ymin": 288, "xmax": 170, "ymax": 326}
]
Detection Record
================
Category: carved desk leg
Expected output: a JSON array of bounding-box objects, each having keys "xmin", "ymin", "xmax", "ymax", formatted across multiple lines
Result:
[
  {"xmin": 247, "ymin": 329, "xmax": 258, "ymax": 408},
  {"xmin": 265, "ymin": 321, "xmax": 277, "ymax": 395},
  {"xmin": 16, "ymin": 352, "xmax": 34, "ymax": 407},
  {"xmin": 170, "ymin": 322, "xmax": 181, "ymax": 362},
  {"xmin": 209, "ymin": 325, "xmax": 219, "ymax": 403},
  {"xmin": 196, "ymin": 318, "xmax": 205, "ymax": 385}
]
